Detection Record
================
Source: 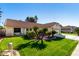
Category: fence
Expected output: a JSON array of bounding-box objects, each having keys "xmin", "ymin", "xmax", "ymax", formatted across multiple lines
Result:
[{"xmin": 0, "ymin": 29, "xmax": 5, "ymax": 37}]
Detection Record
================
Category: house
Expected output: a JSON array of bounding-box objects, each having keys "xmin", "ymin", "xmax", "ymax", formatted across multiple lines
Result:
[
  {"xmin": 4, "ymin": 19, "xmax": 62, "ymax": 36},
  {"xmin": 61, "ymin": 26, "xmax": 77, "ymax": 33},
  {"xmin": 43, "ymin": 22, "xmax": 62, "ymax": 34}
]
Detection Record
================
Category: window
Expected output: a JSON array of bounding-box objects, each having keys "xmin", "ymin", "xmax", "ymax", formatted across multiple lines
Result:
[
  {"xmin": 30, "ymin": 28, "xmax": 32, "ymax": 31},
  {"xmin": 26, "ymin": 28, "xmax": 28, "ymax": 31},
  {"xmin": 14, "ymin": 28, "xmax": 21, "ymax": 33}
]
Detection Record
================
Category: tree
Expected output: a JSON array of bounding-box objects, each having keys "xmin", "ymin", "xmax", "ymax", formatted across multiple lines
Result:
[
  {"xmin": 33, "ymin": 26, "xmax": 39, "ymax": 39},
  {"xmin": 28, "ymin": 32, "xmax": 36, "ymax": 39},
  {"xmin": 26, "ymin": 16, "xmax": 30, "ymax": 21},
  {"xmin": 38, "ymin": 28, "xmax": 48, "ymax": 44},
  {"xmin": 0, "ymin": 26, "xmax": 3, "ymax": 29},
  {"xmin": 43, "ymin": 28, "xmax": 48, "ymax": 34},
  {"xmin": 75, "ymin": 28, "xmax": 79, "ymax": 36},
  {"xmin": 0, "ymin": 8, "xmax": 2, "ymax": 25},
  {"xmin": 25, "ymin": 16, "xmax": 38, "ymax": 23},
  {"xmin": 51, "ymin": 30, "xmax": 57, "ymax": 37},
  {"xmin": 34, "ymin": 15, "xmax": 38, "ymax": 23},
  {"xmin": 46, "ymin": 31, "xmax": 52, "ymax": 38}
]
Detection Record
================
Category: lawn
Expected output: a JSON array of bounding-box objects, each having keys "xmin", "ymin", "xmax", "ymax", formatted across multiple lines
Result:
[{"xmin": 0, "ymin": 37, "xmax": 78, "ymax": 56}]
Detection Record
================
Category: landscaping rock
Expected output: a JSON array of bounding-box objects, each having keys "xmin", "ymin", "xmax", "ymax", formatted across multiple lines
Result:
[{"xmin": 1, "ymin": 50, "xmax": 20, "ymax": 56}]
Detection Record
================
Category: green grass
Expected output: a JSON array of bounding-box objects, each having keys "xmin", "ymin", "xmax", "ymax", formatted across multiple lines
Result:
[{"xmin": 0, "ymin": 37, "xmax": 78, "ymax": 56}]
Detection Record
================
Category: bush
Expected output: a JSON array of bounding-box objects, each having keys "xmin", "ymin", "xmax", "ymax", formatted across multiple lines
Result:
[
  {"xmin": 0, "ymin": 26, "xmax": 4, "ymax": 29},
  {"xmin": 26, "ymin": 32, "xmax": 36, "ymax": 39},
  {"xmin": 33, "ymin": 26, "xmax": 39, "ymax": 32},
  {"xmin": 46, "ymin": 31, "xmax": 52, "ymax": 37},
  {"xmin": 23, "ymin": 34, "xmax": 30, "ymax": 40},
  {"xmin": 75, "ymin": 28, "xmax": 79, "ymax": 36}
]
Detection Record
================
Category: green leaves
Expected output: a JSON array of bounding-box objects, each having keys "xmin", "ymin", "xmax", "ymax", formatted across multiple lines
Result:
[
  {"xmin": 25, "ymin": 15, "xmax": 38, "ymax": 23},
  {"xmin": 75, "ymin": 28, "xmax": 79, "ymax": 36}
]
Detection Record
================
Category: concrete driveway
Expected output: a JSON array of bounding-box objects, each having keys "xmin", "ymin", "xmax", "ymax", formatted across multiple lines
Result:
[{"xmin": 62, "ymin": 34, "xmax": 79, "ymax": 40}]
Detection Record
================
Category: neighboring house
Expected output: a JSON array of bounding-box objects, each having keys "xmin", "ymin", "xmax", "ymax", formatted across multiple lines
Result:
[
  {"xmin": 61, "ymin": 26, "xmax": 77, "ymax": 33},
  {"xmin": 4, "ymin": 19, "xmax": 62, "ymax": 36}
]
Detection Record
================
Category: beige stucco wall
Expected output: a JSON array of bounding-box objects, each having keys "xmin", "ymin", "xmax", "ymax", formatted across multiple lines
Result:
[
  {"xmin": 5, "ymin": 26, "xmax": 14, "ymax": 36},
  {"xmin": 5, "ymin": 26, "xmax": 27, "ymax": 36},
  {"xmin": 5, "ymin": 24, "xmax": 61, "ymax": 36},
  {"xmin": 48, "ymin": 24, "xmax": 61, "ymax": 34},
  {"xmin": 21, "ymin": 28, "xmax": 26, "ymax": 35}
]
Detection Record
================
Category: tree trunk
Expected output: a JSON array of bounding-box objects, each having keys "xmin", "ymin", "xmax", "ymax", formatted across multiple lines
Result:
[{"xmin": 41, "ymin": 39, "xmax": 43, "ymax": 45}]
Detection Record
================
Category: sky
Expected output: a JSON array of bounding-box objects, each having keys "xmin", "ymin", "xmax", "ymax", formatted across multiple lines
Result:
[{"xmin": 0, "ymin": 3, "xmax": 79, "ymax": 27}]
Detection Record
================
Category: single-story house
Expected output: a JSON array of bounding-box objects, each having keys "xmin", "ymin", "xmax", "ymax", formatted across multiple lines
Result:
[
  {"xmin": 61, "ymin": 26, "xmax": 77, "ymax": 33},
  {"xmin": 4, "ymin": 19, "xmax": 62, "ymax": 36}
]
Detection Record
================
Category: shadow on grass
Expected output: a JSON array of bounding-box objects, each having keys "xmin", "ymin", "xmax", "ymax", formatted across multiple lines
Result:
[
  {"xmin": 15, "ymin": 41, "xmax": 34, "ymax": 50},
  {"xmin": 53, "ymin": 37, "xmax": 64, "ymax": 41},
  {"xmin": 31, "ymin": 40, "xmax": 47, "ymax": 50},
  {"xmin": 16, "ymin": 40, "xmax": 47, "ymax": 50}
]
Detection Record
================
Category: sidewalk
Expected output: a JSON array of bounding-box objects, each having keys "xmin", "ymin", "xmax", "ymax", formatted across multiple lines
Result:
[
  {"xmin": 71, "ymin": 42, "xmax": 79, "ymax": 56},
  {"xmin": 0, "ymin": 38, "xmax": 3, "ymax": 42}
]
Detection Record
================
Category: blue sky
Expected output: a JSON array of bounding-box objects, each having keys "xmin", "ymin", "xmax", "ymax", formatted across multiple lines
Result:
[{"xmin": 0, "ymin": 3, "xmax": 79, "ymax": 27}]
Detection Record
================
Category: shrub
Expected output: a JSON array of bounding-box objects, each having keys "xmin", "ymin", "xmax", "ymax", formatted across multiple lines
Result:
[
  {"xmin": 46, "ymin": 31, "xmax": 52, "ymax": 37},
  {"xmin": 33, "ymin": 26, "xmax": 39, "ymax": 32},
  {"xmin": 23, "ymin": 34, "xmax": 30, "ymax": 39},
  {"xmin": 0, "ymin": 26, "xmax": 4, "ymax": 29},
  {"xmin": 75, "ymin": 28, "xmax": 79, "ymax": 36},
  {"xmin": 42, "ymin": 28, "xmax": 48, "ymax": 34},
  {"xmin": 26, "ymin": 32, "xmax": 36, "ymax": 39}
]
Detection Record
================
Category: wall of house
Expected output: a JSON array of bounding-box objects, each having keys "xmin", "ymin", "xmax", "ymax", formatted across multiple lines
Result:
[
  {"xmin": 50, "ymin": 24, "xmax": 61, "ymax": 34},
  {"xmin": 5, "ymin": 27, "xmax": 27, "ymax": 36},
  {"xmin": 21, "ymin": 28, "xmax": 26, "ymax": 35},
  {"xmin": 5, "ymin": 26, "xmax": 14, "ymax": 36},
  {"xmin": 5, "ymin": 24, "xmax": 61, "ymax": 36}
]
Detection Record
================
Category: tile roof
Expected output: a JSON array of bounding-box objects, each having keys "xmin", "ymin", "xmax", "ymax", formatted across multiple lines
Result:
[{"xmin": 4, "ymin": 19, "xmax": 61, "ymax": 28}]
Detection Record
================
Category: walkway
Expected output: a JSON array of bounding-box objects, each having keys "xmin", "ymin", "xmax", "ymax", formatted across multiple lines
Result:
[
  {"xmin": 0, "ymin": 38, "xmax": 3, "ymax": 42},
  {"xmin": 71, "ymin": 42, "xmax": 79, "ymax": 56}
]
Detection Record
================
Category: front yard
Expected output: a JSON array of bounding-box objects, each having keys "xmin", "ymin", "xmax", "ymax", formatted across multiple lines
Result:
[{"xmin": 0, "ymin": 37, "xmax": 78, "ymax": 56}]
